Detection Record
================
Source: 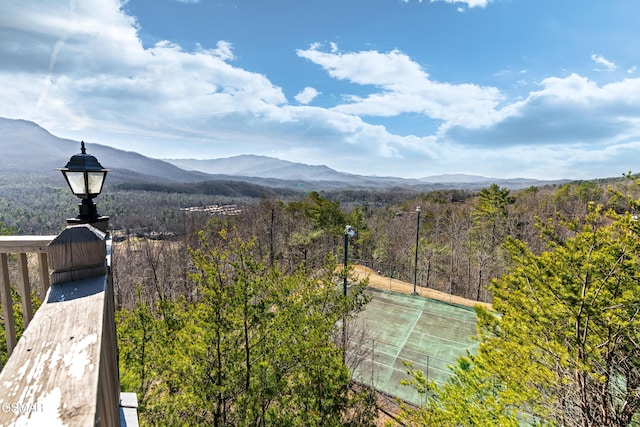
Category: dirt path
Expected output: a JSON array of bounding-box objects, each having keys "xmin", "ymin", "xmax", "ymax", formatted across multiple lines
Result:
[{"xmin": 352, "ymin": 264, "xmax": 492, "ymax": 310}]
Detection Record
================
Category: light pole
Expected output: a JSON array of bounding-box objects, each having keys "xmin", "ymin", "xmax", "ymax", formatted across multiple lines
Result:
[
  {"xmin": 343, "ymin": 225, "xmax": 355, "ymax": 297},
  {"xmin": 412, "ymin": 206, "xmax": 421, "ymax": 295},
  {"xmin": 59, "ymin": 141, "xmax": 110, "ymax": 231},
  {"xmin": 343, "ymin": 224, "xmax": 355, "ymax": 363}
]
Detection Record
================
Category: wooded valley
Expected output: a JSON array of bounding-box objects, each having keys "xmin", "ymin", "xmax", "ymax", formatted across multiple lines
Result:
[{"xmin": 1, "ymin": 173, "xmax": 640, "ymax": 426}]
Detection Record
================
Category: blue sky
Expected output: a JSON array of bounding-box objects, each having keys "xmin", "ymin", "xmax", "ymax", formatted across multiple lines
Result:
[{"xmin": 2, "ymin": 0, "xmax": 640, "ymax": 180}]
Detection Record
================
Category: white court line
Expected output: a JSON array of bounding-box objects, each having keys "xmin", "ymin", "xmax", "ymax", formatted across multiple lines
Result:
[
  {"xmin": 350, "ymin": 353, "xmax": 451, "ymax": 376},
  {"xmin": 352, "ymin": 345, "xmax": 433, "ymax": 364},
  {"xmin": 366, "ymin": 298, "xmax": 478, "ymax": 325},
  {"xmin": 411, "ymin": 329, "xmax": 474, "ymax": 346},
  {"xmin": 395, "ymin": 310, "xmax": 422, "ymax": 360}
]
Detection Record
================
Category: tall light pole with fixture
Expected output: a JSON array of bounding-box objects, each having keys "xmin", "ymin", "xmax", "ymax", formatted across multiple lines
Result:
[
  {"xmin": 412, "ymin": 206, "xmax": 422, "ymax": 295},
  {"xmin": 394, "ymin": 206, "xmax": 423, "ymax": 295},
  {"xmin": 412, "ymin": 206, "xmax": 421, "ymax": 295},
  {"xmin": 343, "ymin": 225, "xmax": 355, "ymax": 297},
  {"xmin": 59, "ymin": 141, "xmax": 110, "ymax": 232},
  {"xmin": 342, "ymin": 224, "xmax": 355, "ymax": 363}
]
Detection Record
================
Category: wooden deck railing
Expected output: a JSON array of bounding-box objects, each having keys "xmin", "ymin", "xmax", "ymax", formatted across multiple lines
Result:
[
  {"xmin": 0, "ymin": 226, "xmax": 137, "ymax": 426},
  {"xmin": 0, "ymin": 235, "xmax": 56, "ymax": 360}
]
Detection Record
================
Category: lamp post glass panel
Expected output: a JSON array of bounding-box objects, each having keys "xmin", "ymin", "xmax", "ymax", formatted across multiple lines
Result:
[{"xmin": 59, "ymin": 141, "xmax": 109, "ymax": 230}]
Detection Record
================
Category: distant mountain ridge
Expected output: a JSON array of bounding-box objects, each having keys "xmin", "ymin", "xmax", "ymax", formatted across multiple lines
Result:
[
  {"xmin": 167, "ymin": 155, "xmax": 355, "ymax": 182},
  {"xmin": 0, "ymin": 117, "xmax": 209, "ymax": 184},
  {"xmin": 0, "ymin": 117, "xmax": 567, "ymax": 191},
  {"xmin": 166, "ymin": 155, "xmax": 559, "ymax": 189}
]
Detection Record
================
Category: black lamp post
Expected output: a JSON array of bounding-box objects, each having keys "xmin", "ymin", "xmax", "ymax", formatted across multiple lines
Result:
[
  {"xmin": 59, "ymin": 141, "xmax": 109, "ymax": 231},
  {"xmin": 412, "ymin": 206, "xmax": 421, "ymax": 295}
]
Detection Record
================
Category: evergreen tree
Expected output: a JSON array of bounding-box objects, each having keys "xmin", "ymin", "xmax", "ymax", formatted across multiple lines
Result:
[
  {"xmin": 399, "ymin": 203, "xmax": 640, "ymax": 426},
  {"xmin": 118, "ymin": 228, "xmax": 375, "ymax": 426},
  {"xmin": 470, "ymin": 184, "xmax": 515, "ymax": 301}
]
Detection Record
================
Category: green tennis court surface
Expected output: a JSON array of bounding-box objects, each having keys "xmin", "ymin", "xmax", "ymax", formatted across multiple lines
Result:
[{"xmin": 348, "ymin": 287, "xmax": 479, "ymax": 405}]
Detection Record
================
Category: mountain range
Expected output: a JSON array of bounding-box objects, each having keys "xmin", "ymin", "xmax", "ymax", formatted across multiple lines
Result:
[{"xmin": 0, "ymin": 117, "xmax": 567, "ymax": 192}]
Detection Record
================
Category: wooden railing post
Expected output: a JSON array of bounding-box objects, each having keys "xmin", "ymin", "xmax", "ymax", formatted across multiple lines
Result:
[
  {"xmin": 0, "ymin": 225, "xmax": 122, "ymax": 426},
  {"xmin": 0, "ymin": 252, "xmax": 16, "ymax": 354},
  {"xmin": 47, "ymin": 225, "xmax": 108, "ymax": 285}
]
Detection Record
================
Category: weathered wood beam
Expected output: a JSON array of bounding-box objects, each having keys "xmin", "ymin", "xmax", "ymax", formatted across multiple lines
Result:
[
  {"xmin": 0, "ymin": 236, "xmax": 57, "ymax": 254},
  {"xmin": 0, "ymin": 226, "xmax": 120, "ymax": 426}
]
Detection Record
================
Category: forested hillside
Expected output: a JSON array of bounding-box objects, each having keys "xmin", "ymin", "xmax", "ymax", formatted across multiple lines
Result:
[
  {"xmin": 1, "ymin": 173, "xmax": 639, "ymax": 425},
  {"xmin": 398, "ymin": 185, "xmax": 640, "ymax": 426}
]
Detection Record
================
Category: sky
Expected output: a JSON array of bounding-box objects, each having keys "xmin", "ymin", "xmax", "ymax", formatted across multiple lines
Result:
[{"xmin": 2, "ymin": 0, "xmax": 640, "ymax": 180}]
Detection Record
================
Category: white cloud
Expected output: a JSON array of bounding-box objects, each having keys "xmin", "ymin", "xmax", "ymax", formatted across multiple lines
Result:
[
  {"xmin": 0, "ymin": 0, "xmax": 287, "ymax": 136},
  {"xmin": 294, "ymin": 87, "xmax": 320, "ymax": 104},
  {"xmin": 204, "ymin": 41, "xmax": 235, "ymax": 61},
  {"xmin": 591, "ymin": 54, "xmax": 617, "ymax": 71},
  {"xmin": 0, "ymin": 1, "xmax": 410, "ymax": 171},
  {"xmin": 446, "ymin": 73, "xmax": 640, "ymax": 149},
  {"xmin": 401, "ymin": 0, "xmax": 492, "ymax": 6},
  {"xmin": 431, "ymin": 0, "xmax": 493, "ymax": 8},
  {"xmin": 296, "ymin": 45, "xmax": 503, "ymax": 128}
]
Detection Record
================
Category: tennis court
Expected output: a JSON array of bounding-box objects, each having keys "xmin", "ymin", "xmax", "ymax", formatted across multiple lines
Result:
[{"xmin": 347, "ymin": 286, "xmax": 480, "ymax": 406}]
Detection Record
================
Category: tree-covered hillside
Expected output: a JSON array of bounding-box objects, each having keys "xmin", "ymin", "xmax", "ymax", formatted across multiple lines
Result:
[
  {"xmin": 117, "ymin": 230, "xmax": 376, "ymax": 426},
  {"xmin": 398, "ymin": 189, "xmax": 640, "ymax": 426},
  {"xmin": 2, "ymin": 172, "xmax": 640, "ymax": 425}
]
